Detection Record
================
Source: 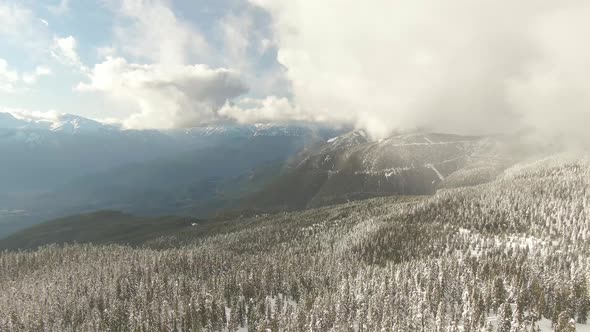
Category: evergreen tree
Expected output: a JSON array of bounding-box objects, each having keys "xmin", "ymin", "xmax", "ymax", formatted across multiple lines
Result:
[
  {"xmin": 497, "ymin": 302, "xmax": 513, "ymax": 332},
  {"xmin": 555, "ymin": 311, "xmax": 576, "ymax": 332}
]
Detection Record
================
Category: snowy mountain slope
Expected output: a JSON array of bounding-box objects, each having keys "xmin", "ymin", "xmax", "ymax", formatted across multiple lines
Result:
[
  {"xmin": 0, "ymin": 153, "xmax": 588, "ymax": 331},
  {"xmin": 47, "ymin": 114, "xmax": 117, "ymax": 133},
  {"xmin": 240, "ymin": 131, "xmax": 522, "ymax": 212}
]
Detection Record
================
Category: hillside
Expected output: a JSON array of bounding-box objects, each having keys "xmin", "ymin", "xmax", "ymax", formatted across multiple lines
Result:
[
  {"xmin": 0, "ymin": 211, "xmax": 200, "ymax": 250},
  {"xmin": 0, "ymin": 153, "xmax": 588, "ymax": 331},
  {"xmin": 239, "ymin": 131, "xmax": 520, "ymax": 212}
]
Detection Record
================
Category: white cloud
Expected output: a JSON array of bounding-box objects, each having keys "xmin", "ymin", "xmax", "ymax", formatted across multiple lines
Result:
[
  {"xmin": 0, "ymin": 59, "xmax": 19, "ymax": 93},
  {"xmin": 251, "ymin": 0, "xmax": 590, "ymax": 141},
  {"xmin": 76, "ymin": 57, "xmax": 248, "ymax": 129},
  {"xmin": 0, "ymin": 59, "xmax": 52, "ymax": 92},
  {"xmin": 3, "ymin": 107, "xmax": 61, "ymax": 123},
  {"xmin": 216, "ymin": 10, "xmax": 291, "ymax": 99},
  {"xmin": 22, "ymin": 66, "xmax": 52, "ymax": 84},
  {"xmin": 51, "ymin": 36, "xmax": 83, "ymax": 68},
  {"xmin": 111, "ymin": 0, "xmax": 209, "ymax": 65},
  {"xmin": 219, "ymin": 96, "xmax": 310, "ymax": 124},
  {"xmin": 507, "ymin": 5, "xmax": 590, "ymax": 146}
]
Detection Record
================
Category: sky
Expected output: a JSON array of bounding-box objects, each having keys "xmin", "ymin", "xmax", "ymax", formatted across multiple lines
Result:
[
  {"xmin": 0, "ymin": 0, "xmax": 289, "ymax": 129},
  {"xmin": 1, "ymin": 0, "xmax": 589, "ymax": 142}
]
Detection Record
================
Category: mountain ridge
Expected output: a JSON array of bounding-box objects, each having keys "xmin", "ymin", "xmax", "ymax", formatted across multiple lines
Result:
[
  {"xmin": 0, "ymin": 114, "xmax": 343, "ymax": 237},
  {"xmin": 236, "ymin": 131, "xmax": 514, "ymax": 213}
]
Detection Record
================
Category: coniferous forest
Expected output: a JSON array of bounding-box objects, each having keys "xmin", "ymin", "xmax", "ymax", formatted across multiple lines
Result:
[{"xmin": 0, "ymin": 154, "xmax": 588, "ymax": 331}]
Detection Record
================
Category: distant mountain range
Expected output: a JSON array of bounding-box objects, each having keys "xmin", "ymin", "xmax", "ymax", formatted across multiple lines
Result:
[
  {"xmin": 1, "ymin": 111, "xmax": 338, "ymax": 137},
  {"xmin": 1, "ymin": 110, "xmax": 555, "ymax": 240},
  {"xmin": 0, "ymin": 111, "xmax": 117, "ymax": 133},
  {"xmin": 0, "ymin": 111, "xmax": 343, "ymax": 237}
]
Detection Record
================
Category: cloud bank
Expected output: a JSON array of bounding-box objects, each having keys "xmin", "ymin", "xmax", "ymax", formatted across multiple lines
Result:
[
  {"xmin": 6, "ymin": 0, "xmax": 588, "ymax": 143},
  {"xmin": 77, "ymin": 57, "xmax": 247, "ymax": 129},
  {"xmin": 220, "ymin": 97, "xmax": 308, "ymax": 124},
  {"xmin": 71, "ymin": 0, "xmax": 250, "ymax": 129},
  {"xmin": 245, "ymin": 0, "xmax": 590, "ymax": 141}
]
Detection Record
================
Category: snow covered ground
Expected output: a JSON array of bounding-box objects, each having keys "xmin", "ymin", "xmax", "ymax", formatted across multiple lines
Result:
[
  {"xmin": 478, "ymin": 315, "xmax": 590, "ymax": 332},
  {"xmin": 538, "ymin": 318, "xmax": 590, "ymax": 331}
]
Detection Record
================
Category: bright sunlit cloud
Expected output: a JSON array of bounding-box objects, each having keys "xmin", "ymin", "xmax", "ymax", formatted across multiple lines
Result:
[{"xmin": 0, "ymin": 0, "xmax": 589, "ymax": 144}]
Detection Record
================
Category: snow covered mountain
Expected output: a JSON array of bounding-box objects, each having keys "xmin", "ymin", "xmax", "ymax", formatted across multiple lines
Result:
[
  {"xmin": 0, "ymin": 111, "xmax": 342, "ymax": 196},
  {"xmin": 1, "ymin": 152, "xmax": 589, "ymax": 331},
  {"xmin": 1, "ymin": 111, "xmax": 336, "ymax": 137},
  {"xmin": 239, "ymin": 131, "xmax": 527, "ymax": 212},
  {"xmin": 0, "ymin": 111, "xmax": 117, "ymax": 133},
  {"xmin": 46, "ymin": 114, "xmax": 117, "ymax": 133}
]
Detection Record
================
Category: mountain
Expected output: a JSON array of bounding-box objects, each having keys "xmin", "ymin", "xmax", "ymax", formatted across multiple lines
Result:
[
  {"xmin": 238, "ymin": 131, "xmax": 520, "ymax": 212},
  {"xmin": 0, "ymin": 111, "xmax": 118, "ymax": 132},
  {"xmin": 46, "ymin": 114, "xmax": 116, "ymax": 133},
  {"xmin": 0, "ymin": 113, "xmax": 178, "ymax": 194},
  {"xmin": 0, "ymin": 112, "xmax": 343, "ymax": 237},
  {"xmin": 0, "ymin": 112, "xmax": 28, "ymax": 128},
  {"xmin": 0, "ymin": 153, "xmax": 588, "ymax": 330}
]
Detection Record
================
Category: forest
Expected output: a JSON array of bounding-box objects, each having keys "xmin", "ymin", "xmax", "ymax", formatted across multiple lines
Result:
[{"xmin": 0, "ymin": 153, "xmax": 588, "ymax": 331}]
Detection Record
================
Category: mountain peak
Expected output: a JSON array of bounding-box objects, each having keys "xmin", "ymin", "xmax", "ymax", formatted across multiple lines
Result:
[
  {"xmin": 49, "ymin": 114, "xmax": 112, "ymax": 133},
  {"xmin": 0, "ymin": 111, "xmax": 115, "ymax": 134},
  {"xmin": 0, "ymin": 112, "xmax": 26, "ymax": 129},
  {"xmin": 324, "ymin": 129, "xmax": 370, "ymax": 150}
]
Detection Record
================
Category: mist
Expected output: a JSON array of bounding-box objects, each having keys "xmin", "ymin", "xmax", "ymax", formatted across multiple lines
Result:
[{"xmin": 243, "ymin": 0, "xmax": 590, "ymax": 143}]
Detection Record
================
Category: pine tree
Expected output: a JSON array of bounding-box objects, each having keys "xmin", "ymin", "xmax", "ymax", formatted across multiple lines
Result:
[
  {"xmin": 531, "ymin": 291, "xmax": 545, "ymax": 322},
  {"xmin": 555, "ymin": 311, "xmax": 576, "ymax": 332},
  {"xmin": 576, "ymin": 281, "xmax": 589, "ymax": 324},
  {"xmin": 497, "ymin": 302, "xmax": 512, "ymax": 332},
  {"xmin": 435, "ymin": 302, "xmax": 445, "ymax": 332},
  {"xmin": 493, "ymin": 278, "xmax": 507, "ymax": 312}
]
